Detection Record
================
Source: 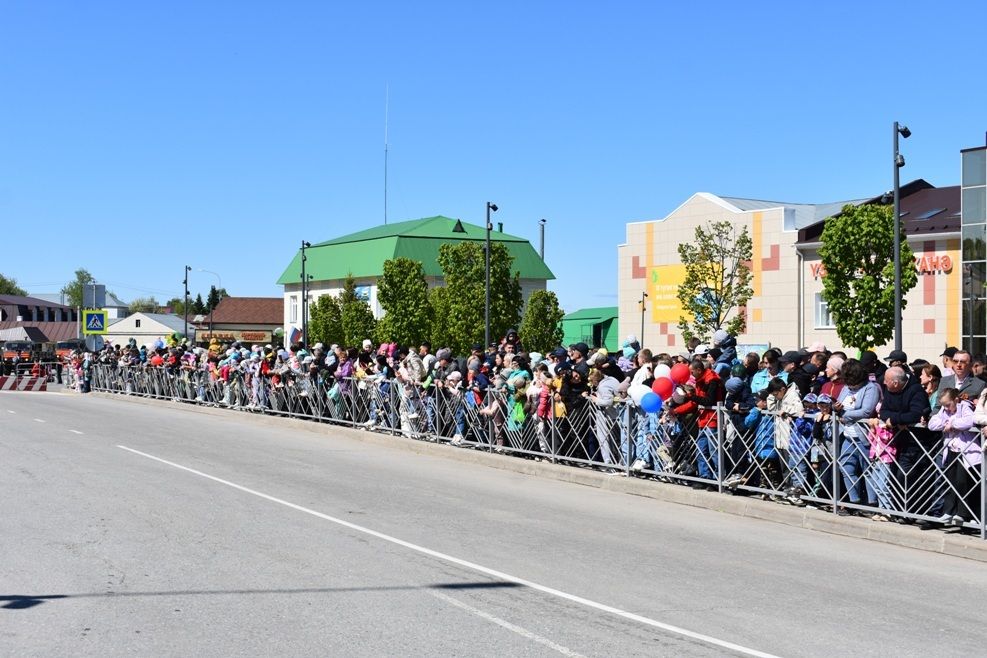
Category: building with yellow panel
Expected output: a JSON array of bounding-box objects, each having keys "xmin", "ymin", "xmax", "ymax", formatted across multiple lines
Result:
[{"xmin": 618, "ymin": 180, "xmax": 963, "ymax": 361}]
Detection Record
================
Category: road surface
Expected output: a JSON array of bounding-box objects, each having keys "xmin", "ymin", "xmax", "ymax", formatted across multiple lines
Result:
[{"xmin": 2, "ymin": 391, "xmax": 986, "ymax": 657}]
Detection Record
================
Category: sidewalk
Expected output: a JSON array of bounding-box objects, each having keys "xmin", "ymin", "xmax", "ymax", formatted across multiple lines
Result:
[{"xmin": 91, "ymin": 391, "xmax": 987, "ymax": 564}]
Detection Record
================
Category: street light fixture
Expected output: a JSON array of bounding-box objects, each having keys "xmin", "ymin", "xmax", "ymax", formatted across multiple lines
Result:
[
  {"xmin": 893, "ymin": 121, "xmax": 911, "ymax": 351},
  {"xmin": 484, "ymin": 202, "xmax": 498, "ymax": 349},
  {"xmin": 198, "ymin": 269, "xmax": 222, "ymax": 341},
  {"xmin": 300, "ymin": 241, "xmax": 312, "ymax": 347}
]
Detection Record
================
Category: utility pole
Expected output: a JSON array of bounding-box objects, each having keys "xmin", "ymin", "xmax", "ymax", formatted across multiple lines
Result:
[{"xmin": 183, "ymin": 265, "xmax": 191, "ymax": 344}]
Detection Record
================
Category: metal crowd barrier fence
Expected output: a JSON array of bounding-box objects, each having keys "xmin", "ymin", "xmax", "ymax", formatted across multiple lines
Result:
[{"xmin": 89, "ymin": 364, "xmax": 987, "ymax": 539}]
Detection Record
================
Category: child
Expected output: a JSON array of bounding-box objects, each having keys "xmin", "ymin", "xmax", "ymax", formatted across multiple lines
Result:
[
  {"xmin": 927, "ymin": 388, "xmax": 981, "ymax": 526},
  {"xmin": 743, "ymin": 389, "xmax": 781, "ymax": 495},
  {"xmin": 787, "ymin": 393, "xmax": 817, "ymax": 504}
]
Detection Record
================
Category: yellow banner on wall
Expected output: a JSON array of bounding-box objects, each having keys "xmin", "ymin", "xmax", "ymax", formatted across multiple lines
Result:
[{"xmin": 647, "ymin": 265, "xmax": 691, "ymax": 324}]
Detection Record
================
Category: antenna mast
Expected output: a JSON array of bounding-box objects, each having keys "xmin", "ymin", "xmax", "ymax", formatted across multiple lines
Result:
[{"xmin": 384, "ymin": 84, "xmax": 389, "ymax": 225}]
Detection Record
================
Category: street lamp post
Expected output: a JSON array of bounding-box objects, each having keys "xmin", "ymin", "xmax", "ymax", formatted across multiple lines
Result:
[
  {"xmin": 300, "ymin": 240, "xmax": 311, "ymax": 347},
  {"xmin": 183, "ymin": 265, "xmax": 191, "ymax": 344},
  {"xmin": 198, "ymin": 269, "xmax": 222, "ymax": 341},
  {"xmin": 893, "ymin": 121, "xmax": 911, "ymax": 351},
  {"xmin": 640, "ymin": 292, "xmax": 648, "ymax": 347},
  {"xmin": 539, "ymin": 218, "xmax": 546, "ymax": 260},
  {"xmin": 484, "ymin": 202, "xmax": 498, "ymax": 349}
]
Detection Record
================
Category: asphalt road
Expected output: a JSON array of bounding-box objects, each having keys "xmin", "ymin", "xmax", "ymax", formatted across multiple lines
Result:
[{"xmin": 3, "ymin": 391, "xmax": 987, "ymax": 657}]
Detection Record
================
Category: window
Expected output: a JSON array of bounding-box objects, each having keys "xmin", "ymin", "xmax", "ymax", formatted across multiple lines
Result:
[
  {"xmin": 135, "ymin": 319, "xmax": 141, "ymax": 328},
  {"xmin": 814, "ymin": 293, "xmax": 835, "ymax": 329},
  {"xmin": 915, "ymin": 208, "xmax": 946, "ymax": 220},
  {"xmin": 289, "ymin": 296, "xmax": 298, "ymax": 323}
]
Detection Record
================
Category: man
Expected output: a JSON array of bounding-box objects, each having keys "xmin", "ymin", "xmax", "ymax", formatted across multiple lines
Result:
[
  {"xmin": 668, "ymin": 359, "xmax": 723, "ymax": 489},
  {"xmin": 874, "ymin": 366, "xmax": 931, "ymax": 518},
  {"xmin": 419, "ymin": 342, "xmax": 435, "ymax": 374},
  {"xmin": 547, "ymin": 347, "xmax": 567, "ymax": 377},
  {"xmin": 883, "ymin": 350, "xmax": 920, "ymax": 391},
  {"xmin": 568, "ymin": 342, "xmax": 590, "ymax": 379},
  {"xmin": 972, "ymin": 354, "xmax": 987, "ymax": 383},
  {"xmin": 859, "ymin": 350, "xmax": 886, "ymax": 385},
  {"xmin": 935, "ymin": 349, "xmax": 985, "ymax": 412},
  {"xmin": 780, "ymin": 350, "xmax": 812, "ymax": 398}
]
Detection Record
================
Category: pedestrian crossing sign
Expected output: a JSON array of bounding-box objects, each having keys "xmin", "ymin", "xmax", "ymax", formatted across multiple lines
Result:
[{"xmin": 83, "ymin": 310, "xmax": 108, "ymax": 335}]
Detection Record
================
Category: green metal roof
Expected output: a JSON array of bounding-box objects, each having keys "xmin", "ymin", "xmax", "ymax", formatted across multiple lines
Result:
[
  {"xmin": 277, "ymin": 216, "xmax": 554, "ymax": 284},
  {"xmin": 562, "ymin": 306, "xmax": 618, "ymax": 321}
]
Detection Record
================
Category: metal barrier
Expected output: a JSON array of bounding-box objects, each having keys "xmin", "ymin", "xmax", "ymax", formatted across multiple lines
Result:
[
  {"xmin": 88, "ymin": 364, "xmax": 987, "ymax": 539},
  {"xmin": 14, "ymin": 361, "xmax": 64, "ymax": 383}
]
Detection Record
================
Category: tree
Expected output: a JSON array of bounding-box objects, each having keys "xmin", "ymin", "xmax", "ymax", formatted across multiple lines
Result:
[
  {"xmin": 435, "ymin": 241, "xmax": 523, "ymax": 353},
  {"xmin": 309, "ymin": 294, "xmax": 344, "ymax": 347},
  {"xmin": 193, "ymin": 293, "xmax": 207, "ymax": 315},
  {"xmin": 207, "ymin": 286, "xmax": 228, "ymax": 312},
  {"xmin": 519, "ymin": 290, "xmax": 565, "ymax": 353},
  {"xmin": 427, "ymin": 286, "xmax": 456, "ymax": 350},
  {"xmin": 61, "ymin": 268, "xmax": 96, "ymax": 308},
  {"xmin": 0, "ymin": 274, "xmax": 27, "ymax": 296},
  {"xmin": 819, "ymin": 203, "xmax": 917, "ymax": 350},
  {"xmin": 676, "ymin": 221, "xmax": 753, "ymax": 343},
  {"xmin": 129, "ymin": 297, "xmax": 160, "ymax": 313},
  {"xmin": 165, "ymin": 297, "xmax": 185, "ymax": 315},
  {"xmin": 339, "ymin": 275, "xmax": 377, "ymax": 347},
  {"xmin": 374, "ymin": 258, "xmax": 432, "ymax": 345}
]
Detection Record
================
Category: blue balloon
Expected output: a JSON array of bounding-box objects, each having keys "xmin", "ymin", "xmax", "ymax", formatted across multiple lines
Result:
[{"xmin": 640, "ymin": 392, "xmax": 662, "ymax": 414}]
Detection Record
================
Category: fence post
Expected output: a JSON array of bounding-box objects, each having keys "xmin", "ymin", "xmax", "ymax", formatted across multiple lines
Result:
[
  {"xmin": 550, "ymin": 394, "xmax": 558, "ymax": 464},
  {"xmin": 831, "ymin": 412, "xmax": 840, "ymax": 515},
  {"xmin": 981, "ymin": 458, "xmax": 985, "ymax": 541},
  {"xmin": 624, "ymin": 404, "xmax": 632, "ymax": 477},
  {"xmin": 716, "ymin": 405, "xmax": 725, "ymax": 493}
]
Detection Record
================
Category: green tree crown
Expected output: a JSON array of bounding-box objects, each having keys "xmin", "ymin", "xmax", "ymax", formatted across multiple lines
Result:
[{"xmin": 818, "ymin": 203, "xmax": 917, "ymax": 350}]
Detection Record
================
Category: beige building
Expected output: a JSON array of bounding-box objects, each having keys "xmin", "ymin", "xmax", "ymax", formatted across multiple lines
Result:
[{"xmin": 618, "ymin": 180, "xmax": 962, "ymax": 361}]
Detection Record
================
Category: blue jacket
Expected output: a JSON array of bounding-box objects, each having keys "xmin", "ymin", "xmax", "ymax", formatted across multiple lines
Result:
[{"xmin": 744, "ymin": 408, "xmax": 777, "ymax": 459}]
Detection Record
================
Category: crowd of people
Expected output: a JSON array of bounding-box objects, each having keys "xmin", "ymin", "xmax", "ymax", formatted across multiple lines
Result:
[{"xmin": 78, "ymin": 328, "xmax": 987, "ymax": 533}]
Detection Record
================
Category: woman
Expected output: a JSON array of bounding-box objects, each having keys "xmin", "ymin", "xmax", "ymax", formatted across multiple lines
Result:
[
  {"xmin": 836, "ymin": 359, "xmax": 881, "ymax": 515},
  {"xmin": 920, "ymin": 364, "xmax": 942, "ymax": 412},
  {"xmin": 818, "ymin": 356, "xmax": 846, "ymax": 402},
  {"xmin": 750, "ymin": 351, "xmax": 786, "ymax": 394}
]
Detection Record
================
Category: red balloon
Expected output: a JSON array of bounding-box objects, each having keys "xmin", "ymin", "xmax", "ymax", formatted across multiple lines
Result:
[
  {"xmin": 651, "ymin": 376, "xmax": 674, "ymax": 401},
  {"xmin": 670, "ymin": 363, "xmax": 691, "ymax": 385}
]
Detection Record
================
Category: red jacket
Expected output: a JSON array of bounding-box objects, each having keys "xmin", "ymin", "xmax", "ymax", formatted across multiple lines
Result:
[{"xmin": 671, "ymin": 368, "xmax": 723, "ymax": 428}]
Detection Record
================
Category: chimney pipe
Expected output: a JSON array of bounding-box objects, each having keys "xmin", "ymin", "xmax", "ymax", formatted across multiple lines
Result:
[{"xmin": 497, "ymin": 222, "xmax": 503, "ymax": 233}]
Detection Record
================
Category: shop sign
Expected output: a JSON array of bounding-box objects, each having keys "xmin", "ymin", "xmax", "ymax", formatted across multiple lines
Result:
[
  {"xmin": 199, "ymin": 329, "xmax": 273, "ymax": 343},
  {"xmin": 810, "ymin": 253, "xmax": 953, "ymax": 279}
]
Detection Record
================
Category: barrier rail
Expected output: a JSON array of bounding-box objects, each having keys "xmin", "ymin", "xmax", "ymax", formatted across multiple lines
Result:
[{"xmin": 89, "ymin": 364, "xmax": 987, "ymax": 539}]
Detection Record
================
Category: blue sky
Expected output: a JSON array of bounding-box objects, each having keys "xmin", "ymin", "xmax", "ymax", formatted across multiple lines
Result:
[{"xmin": 2, "ymin": 1, "xmax": 985, "ymax": 312}]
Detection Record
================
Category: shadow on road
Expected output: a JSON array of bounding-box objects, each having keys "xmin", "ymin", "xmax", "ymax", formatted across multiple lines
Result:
[{"xmin": 1, "ymin": 580, "xmax": 523, "ymax": 610}]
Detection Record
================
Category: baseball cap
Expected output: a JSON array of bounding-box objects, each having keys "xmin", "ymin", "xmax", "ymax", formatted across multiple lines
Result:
[
  {"xmin": 941, "ymin": 347, "xmax": 958, "ymax": 358},
  {"xmin": 884, "ymin": 349, "xmax": 908, "ymax": 363},
  {"xmin": 779, "ymin": 350, "xmax": 802, "ymax": 364}
]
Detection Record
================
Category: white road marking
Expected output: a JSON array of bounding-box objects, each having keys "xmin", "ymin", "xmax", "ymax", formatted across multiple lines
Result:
[
  {"xmin": 33, "ymin": 418, "xmax": 46, "ymax": 423},
  {"xmin": 69, "ymin": 430, "xmax": 84, "ymax": 435},
  {"xmin": 116, "ymin": 444, "xmax": 779, "ymax": 658},
  {"xmin": 431, "ymin": 590, "xmax": 585, "ymax": 657},
  {"xmin": 7, "ymin": 410, "xmax": 15, "ymax": 414}
]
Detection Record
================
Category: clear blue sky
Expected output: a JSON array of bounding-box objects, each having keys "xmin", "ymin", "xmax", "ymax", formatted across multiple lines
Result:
[{"xmin": 2, "ymin": 1, "xmax": 985, "ymax": 311}]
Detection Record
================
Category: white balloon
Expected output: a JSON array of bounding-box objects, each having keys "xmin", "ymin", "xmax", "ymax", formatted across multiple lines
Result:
[{"xmin": 654, "ymin": 364, "xmax": 671, "ymax": 380}]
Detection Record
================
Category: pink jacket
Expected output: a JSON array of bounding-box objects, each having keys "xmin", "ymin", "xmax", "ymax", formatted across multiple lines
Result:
[{"xmin": 927, "ymin": 400, "xmax": 982, "ymax": 468}]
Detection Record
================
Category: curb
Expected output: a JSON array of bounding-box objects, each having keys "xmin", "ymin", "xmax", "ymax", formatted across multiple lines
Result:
[{"xmin": 90, "ymin": 391, "xmax": 987, "ymax": 563}]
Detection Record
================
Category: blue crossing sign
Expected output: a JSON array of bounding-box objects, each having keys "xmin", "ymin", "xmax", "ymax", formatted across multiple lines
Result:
[{"xmin": 83, "ymin": 310, "xmax": 108, "ymax": 335}]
